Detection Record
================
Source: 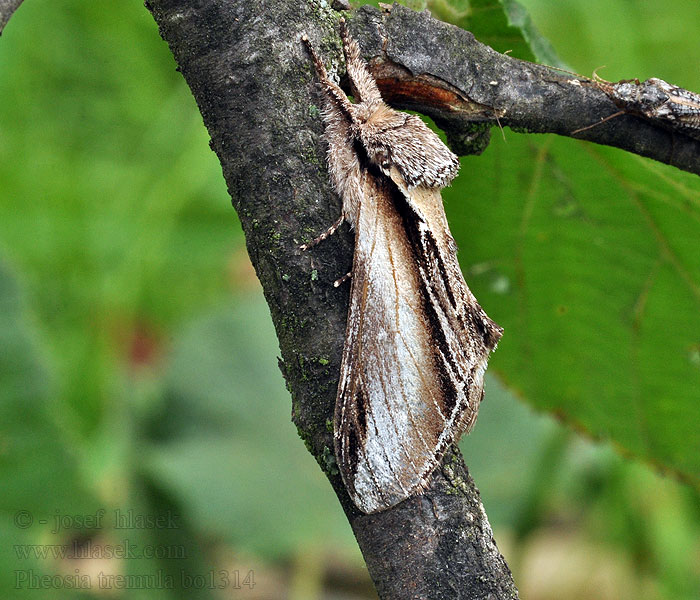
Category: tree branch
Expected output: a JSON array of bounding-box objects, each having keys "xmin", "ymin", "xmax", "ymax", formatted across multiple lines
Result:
[
  {"xmin": 0, "ymin": 0, "xmax": 25, "ymax": 35},
  {"xmin": 349, "ymin": 4, "xmax": 700, "ymax": 176}
]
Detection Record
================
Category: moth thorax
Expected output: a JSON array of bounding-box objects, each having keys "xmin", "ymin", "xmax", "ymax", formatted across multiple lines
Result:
[
  {"xmin": 614, "ymin": 82, "xmax": 667, "ymax": 110},
  {"xmin": 351, "ymin": 104, "xmax": 374, "ymax": 124}
]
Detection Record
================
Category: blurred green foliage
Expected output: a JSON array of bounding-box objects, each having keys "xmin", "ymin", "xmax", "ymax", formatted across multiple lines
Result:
[{"xmin": 0, "ymin": 1, "xmax": 699, "ymax": 599}]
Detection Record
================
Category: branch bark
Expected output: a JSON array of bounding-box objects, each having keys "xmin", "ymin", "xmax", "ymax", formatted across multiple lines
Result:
[
  {"xmin": 348, "ymin": 5, "xmax": 700, "ymax": 175},
  {"xmin": 0, "ymin": 0, "xmax": 25, "ymax": 35},
  {"xmin": 142, "ymin": 1, "xmax": 695, "ymax": 597}
]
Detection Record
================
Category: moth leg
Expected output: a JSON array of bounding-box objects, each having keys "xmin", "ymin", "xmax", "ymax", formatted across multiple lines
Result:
[
  {"xmin": 571, "ymin": 109, "xmax": 625, "ymax": 135},
  {"xmin": 299, "ymin": 214, "xmax": 345, "ymax": 251},
  {"xmin": 333, "ymin": 272, "xmax": 352, "ymax": 287},
  {"xmin": 338, "ymin": 19, "xmax": 382, "ymax": 106}
]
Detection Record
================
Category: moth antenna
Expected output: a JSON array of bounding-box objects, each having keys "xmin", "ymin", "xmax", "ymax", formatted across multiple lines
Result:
[
  {"xmin": 338, "ymin": 18, "xmax": 383, "ymax": 106},
  {"xmin": 591, "ymin": 66, "xmax": 610, "ymax": 84},
  {"xmin": 302, "ymin": 33, "xmax": 358, "ymax": 121},
  {"xmin": 301, "ymin": 34, "xmax": 327, "ymax": 79},
  {"xmin": 587, "ymin": 67, "xmax": 619, "ymax": 96},
  {"xmin": 542, "ymin": 63, "xmax": 588, "ymax": 80},
  {"xmin": 571, "ymin": 109, "xmax": 625, "ymax": 135}
]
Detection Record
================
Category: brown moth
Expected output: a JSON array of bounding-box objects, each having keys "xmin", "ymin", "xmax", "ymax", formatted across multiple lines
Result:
[
  {"xmin": 302, "ymin": 22, "xmax": 503, "ymax": 514},
  {"xmin": 596, "ymin": 77, "xmax": 700, "ymax": 139},
  {"xmin": 573, "ymin": 75, "xmax": 700, "ymax": 139}
]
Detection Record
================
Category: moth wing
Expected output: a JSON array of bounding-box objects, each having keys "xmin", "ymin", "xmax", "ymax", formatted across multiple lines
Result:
[
  {"xmin": 334, "ymin": 172, "xmax": 502, "ymax": 514},
  {"xmin": 335, "ymin": 173, "xmax": 445, "ymax": 513},
  {"xmin": 398, "ymin": 182, "xmax": 503, "ymax": 438}
]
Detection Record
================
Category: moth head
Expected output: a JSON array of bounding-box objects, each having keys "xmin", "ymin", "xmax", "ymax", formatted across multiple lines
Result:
[
  {"xmin": 612, "ymin": 80, "xmax": 668, "ymax": 111},
  {"xmin": 371, "ymin": 147, "xmax": 393, "ymax": 173}
]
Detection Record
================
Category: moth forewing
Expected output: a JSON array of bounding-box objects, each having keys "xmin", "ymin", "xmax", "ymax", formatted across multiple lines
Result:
[
  {"xmin": 335, "ymin": 174, "xmax": 452, "ymax": 513},
  {"xmin": 336, "ymin": 176, "xmax": 502, "ymax": 514},
  {"xmin": 303, "ymin": 25, "xmax": 503, "ymax": 514}
]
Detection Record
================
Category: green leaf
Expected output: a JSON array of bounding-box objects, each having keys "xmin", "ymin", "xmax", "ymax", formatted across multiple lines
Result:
[
  {"xmin": 143, "ymin": 299, "xmax": 357, "ymax": 559},
  {"xmin": 0, "ymin": 259, "xmax": 97, "ymax": 598},
  {"xmin": 498, "ymin": 0, "xmax": 563, "ymax": 66},
  {"xmin": 0, "ymin": 0, "xmax": 236, "ymax": 438},
  {"xmin": 446, "ymin": 133, "xmax": 700, "ymax": 489}
]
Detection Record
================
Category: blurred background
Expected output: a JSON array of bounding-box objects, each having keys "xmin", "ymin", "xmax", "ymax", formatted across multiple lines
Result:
[{"xmin": 1, "ymin": 0, "xmax": 699, "ymax": 598}]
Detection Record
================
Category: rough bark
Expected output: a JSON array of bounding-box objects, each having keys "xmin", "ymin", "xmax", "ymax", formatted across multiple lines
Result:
[
  {"xmin": 348, "ymin": 5, "xmax": 700, "ymax": 175},
  {"xmin": 0, "ymin": 0, "xmax": 24, "ymax": 35},
  {"xmin": 142, "ymin": 1, "xmax": 694, "ymax": 598}
]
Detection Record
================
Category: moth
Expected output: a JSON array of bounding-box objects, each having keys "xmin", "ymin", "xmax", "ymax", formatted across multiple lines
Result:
[
  {"xmin": 301, "ymin": 22, "xmax": 503, "ymax": 514},
  {"xmin": 575, "ymin": 76, "xmax": 700, "ymax": 139}
]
